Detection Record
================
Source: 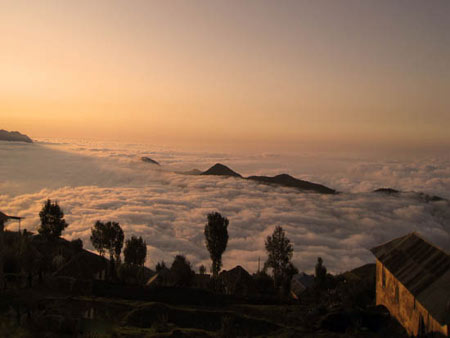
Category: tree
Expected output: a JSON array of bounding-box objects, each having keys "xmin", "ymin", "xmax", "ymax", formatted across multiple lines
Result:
[
  {"xmin": 199, "ymin": 265, "xmax": 206, "ymax": 275},
  {"xmin": 170, "ymin": 255, "xmax": 194, "ymax": 287},
  {"xmin": 124, "ymin": 236, "xmax": 147, "ymax": 266},
  {"xmin": 315, "ymin": 257, "xmax": 327, "ymax": 288},
  {"xmin": 38, "ymin": 199, "xmax": 68, "ymax": 239},
  {"xmin": 156, "ymin": 261, "xmax": 166, "ymax": 272},
  {"xmin": 204, "ymin": 212, "xmax": 229, "ymax": 277},
  {"xmin": 264, "ymin": 226, "xmax": 297, "ymax": 293},
  {"xmin": 90, "ymin": 221, "xmax": 124, "ymax": 263}
]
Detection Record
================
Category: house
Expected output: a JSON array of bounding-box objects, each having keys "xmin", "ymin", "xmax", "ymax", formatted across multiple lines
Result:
[
  {"xmin": 192, "ymin": 273, "xmax": 211, "ymax": 289},
  {"xmin": 0, "ymin": 212, "xmax": 23, "ymax": 288},
  {"xmin": 371, "ymin": 232, "xmax": 450, "ymax": 337},
  {"xmin": 291, "ymin": 272, "xmax": 315, "ymax": 299},
  {"xmin": 219, "ymin": 265, "xmax": 258, "ymax": 296},
  {"xmin": 0, "ymin": 211, "xmax": 22, "ymax": 230},
  {"xmin": 54, "ymin": 250, "xmax": 108, "ymax": 281}
]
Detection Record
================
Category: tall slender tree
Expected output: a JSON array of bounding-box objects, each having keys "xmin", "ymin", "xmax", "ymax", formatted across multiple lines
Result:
[
  {"xmin": 204, "ymin": 212, "xmax": 229, "ymax": 277},
  {"xmin": 315, "ymin": 257, "xmax": 327, "ymax": 288}
]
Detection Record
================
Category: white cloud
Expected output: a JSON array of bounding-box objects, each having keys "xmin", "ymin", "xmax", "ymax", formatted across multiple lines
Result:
[{"xmin": 0, "ymin": 140, "xmax": 449, "ymax": 275}]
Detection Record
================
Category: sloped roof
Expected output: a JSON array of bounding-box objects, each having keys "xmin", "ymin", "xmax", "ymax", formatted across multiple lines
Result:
[
  {"xmin": 371, "ymin": 232, "xmax": 450, "ymax": 325},
  {"xmin": 146, "ymin": 267, "xmax": 173, "ymax": 287},
  {"xmin": 0, "ymin": 211, "xmax": 8, "ymax": 222},
  {"xmin": 220, "ymin": 265, "xmax": 258, "ymax": 296},
  {"xmin": 0, "ymin": 211, "xmax": 22, "ymax": 222},
  {"xmin": 54, "ymin": 250, "xmax": 108, "ymax": 280},
  {"xmin": 292, "ymin": 272, "xmax": 315, "ymax": 289}
]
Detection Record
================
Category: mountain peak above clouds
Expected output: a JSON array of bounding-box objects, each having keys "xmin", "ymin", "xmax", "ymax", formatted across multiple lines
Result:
[{"xmin": 201, "ymin": 163, "xmax": 242, "ymax": 177}]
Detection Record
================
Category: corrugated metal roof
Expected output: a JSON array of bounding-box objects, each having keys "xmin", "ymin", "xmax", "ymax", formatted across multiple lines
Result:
[{"xmin": 371, "ymin": 232, "xmax": 450, "ymax": 325}]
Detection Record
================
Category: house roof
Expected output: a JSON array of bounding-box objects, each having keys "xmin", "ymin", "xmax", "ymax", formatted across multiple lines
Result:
[
  {"xmin": 0, "ymin": 211, "xmax": 8, "ymax": 222},
  {"xmin": 54, "ymin": 249, "xmax": 108, "ymax": 280},
  {"xmin": 220, "ymin": 265, "xmax": 258, "ymax": 295},
  {"xmin": 146, "ymin": 267, "xmax": 172, "ymax": 287},
  {"xmin": 0, "ymin": 211, "xmax": 22, "ymax": 222},
  {"xmin": 292, "ymin": 272, "xmax": 315, "ymax": 289},
  {"xmin": 371, "ymin": 232, "xmax": 450, "ymax": 325}
]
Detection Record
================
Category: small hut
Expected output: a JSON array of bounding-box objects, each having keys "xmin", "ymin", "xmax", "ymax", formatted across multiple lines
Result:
[{"xmin": 371, "ymin": 232, "xmax": 450, "ymax": 336}]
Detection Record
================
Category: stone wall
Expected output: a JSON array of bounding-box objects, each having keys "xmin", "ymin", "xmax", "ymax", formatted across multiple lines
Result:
[{"xmin": 375, "ymin": 259, "xmax": 448, "ymax": 336}]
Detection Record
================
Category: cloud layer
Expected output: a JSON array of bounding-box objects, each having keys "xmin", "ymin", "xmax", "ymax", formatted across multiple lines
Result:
[{"xmin": 1, "ymin": 140, "xmax": 449, "ymax": 274}]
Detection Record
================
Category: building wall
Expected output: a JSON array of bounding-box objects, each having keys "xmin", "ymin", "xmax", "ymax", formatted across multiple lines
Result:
[{"xmin": 375, "ymin": 259, "xmax": 448, "ymax": 337}]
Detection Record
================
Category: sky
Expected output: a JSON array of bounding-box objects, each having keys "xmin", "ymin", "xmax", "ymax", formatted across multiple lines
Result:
[{"xmin": 1, "ymin": 0, "xmax": 450, "ymax": 152}]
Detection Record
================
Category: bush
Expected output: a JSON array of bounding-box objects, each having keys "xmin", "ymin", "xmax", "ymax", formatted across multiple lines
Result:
[
  {"xmin": 170, "ymin": 255, "xmax": 194, "ymax": 287},
  {"xmin": 71, "ymin": 238, "xmax": 83, "ymax": 252}
]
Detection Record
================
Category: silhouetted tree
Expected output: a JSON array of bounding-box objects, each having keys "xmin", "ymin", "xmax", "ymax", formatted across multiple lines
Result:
[
  {"xmin": 253, "ymin": 270, "xmax": 276, "ymax": 296},
  {"xmin": 155, "ymin": 261, "xmax": 166, "ymax": 272},
  {"xmin": 90, "ymin": 221, "xmax": 124, "ymax": 263},
  {"xmin": 264, "ymin": 226, "xmax": 297, "ymax": 294},
  {"xmin": 38, "ymin": 199, "xmax": 68, "ymax": 239},
  {"xmin": 204, "ymin": 212, "xmax": 229, "ymax": 277},
  {"xmin": 315, "ymin": 257, "xmax": 327, "ymax": 288},
  {"xmin": 170, "ymin": 255, "xmax": 194, "ymax": 287},
  {"xmin": 199, "ymin": 265, "xmax": 206, "ymax": 275},
  {"xmin": 124, "ymin": 236, "xmax": 147, "ymax": 266}
]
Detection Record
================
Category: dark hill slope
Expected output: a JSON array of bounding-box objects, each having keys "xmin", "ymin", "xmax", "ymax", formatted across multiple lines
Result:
[
  {"xmin": 247, "ymin": 174, "xmax": 336, "ymax": 194},
  {"xmin": 0, "ymin": 129, "xmax": 32, "ymax": 143},
  {"xmin": 141, "ymin": 157, "xmax": 160, "ymax": 165},
  {"xmin": 201, "ymin": 163, "xmax": 242, "ymax": 177}
]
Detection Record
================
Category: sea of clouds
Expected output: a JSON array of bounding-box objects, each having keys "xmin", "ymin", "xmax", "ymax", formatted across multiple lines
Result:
[{"xmin": 1, "ymin": 139, "xmax": 449, "ymax": 274}]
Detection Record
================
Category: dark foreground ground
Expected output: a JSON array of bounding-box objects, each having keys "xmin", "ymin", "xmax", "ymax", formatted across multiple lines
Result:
[{"xmin": 0, "ymin": 263, "xmax": 408, "ymax": 337}]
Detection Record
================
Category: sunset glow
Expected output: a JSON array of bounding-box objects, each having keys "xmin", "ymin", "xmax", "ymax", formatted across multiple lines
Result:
[{"xmin": 2, "ymin": 0, "xmax": 449, "ymax": 151}]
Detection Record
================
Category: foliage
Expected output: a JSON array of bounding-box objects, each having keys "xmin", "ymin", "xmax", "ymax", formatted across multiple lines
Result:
[
  {"xmin": 253, "ymin": 270, "xmax": 276, "ymax": 295},
  {"xmin": 123, "ymin": 236, "xmax": 147, "ymax": 266},
  {"xmin": 38, "ymin": 199, "xmax": 68, "ymax": 239},
  {"xmin": 117, "ymin": 263, "xmax": 147, "ymax": 285},
  {"xmin": 204, "ymin": 212, "xmax": 229, "ymax": 277},
  {"xmin": 90, "ymin": 221, "xmax": 124, "ymax": 262},
  {"xmin": 199, "ymin": 264, "xmax": 206, "ymax": 275},
  {"xmin": 264, "ymin": 226, "xmax": 297, "ymax": 293},
  {"xmin": 155, "ymin": 261, "xmax": 166, "ymax": 272},
  {"xmin": 170, "ymin": 255, "xmax": 194, "ymax": 287},
  {"xmin": 52, "ymin": 254, "xmax": 65, "ymax": 269},
  {"xmin": 2, "ymin": 232, "xmax": 40, "ymax": 276}
]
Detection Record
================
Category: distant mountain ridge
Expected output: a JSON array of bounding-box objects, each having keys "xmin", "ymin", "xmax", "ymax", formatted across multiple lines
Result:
[
  {"xmin": 247, "ymin": 173, "xmax": 336, "ymax": 194},
  {"xmin": 373, "ymin": 187, "xmax": 446, "ymax": 202},
  {"xmin": 201, "ymin": 163, "xmax": 336, "ymax": 194},
  {"xmin": 0, "ymin": 129, "xmax": 32, "ymax": 143}
]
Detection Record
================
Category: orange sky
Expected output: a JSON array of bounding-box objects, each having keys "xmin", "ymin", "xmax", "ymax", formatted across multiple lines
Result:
[{"xmin": 1, "ymin": 1, "xmax": 449, "ymax": 151}]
